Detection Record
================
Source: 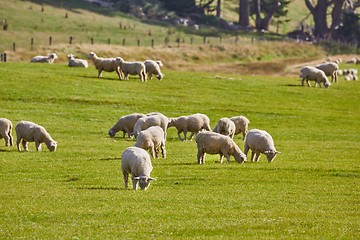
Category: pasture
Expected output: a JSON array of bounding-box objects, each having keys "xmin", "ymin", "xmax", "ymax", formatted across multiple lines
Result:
[{"xmin": 0, "ymin": 62, "xmax": 359, "ymax": 239}]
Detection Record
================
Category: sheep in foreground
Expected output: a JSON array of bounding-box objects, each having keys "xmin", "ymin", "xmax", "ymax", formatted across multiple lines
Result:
[
  {"xmin": 15, "ymin": 121, "xmax": 57, "ymax": 152},
  {"xmin": 67, "ymin": 54, "xmax": 88, "ymax": 68},
  {"xmin": 300, "ymin": 66, "xmax": 331, "ymax": 88},
  {"xmin": 31, "ymin": 53, "xmax": 58, "ymax": 64},
  {"xmin": 109, "ymin": 113, "xmax": 146, "ymax": 138},
  {"xmin": 144, "ymin": 60, "xmax": 164, "ymax": 80},
  {"xmin": 196, "ymin": 131, "xmax": 246, "ymax": 164},
  {"xmin": 315, "ymin": 62, "xmax": 339, "ymax": 82},
  {"xmin": 117, "ymin": 57, "xmax": 147, "ymax": 81},
  {"xmin": 134, "ymin": 126, "xmax": 166, "ymax": 158},
  {"xmin": 168, "ymin": 113, "xmax": 211, "ymax": 141},
  {"xmin": 244, "ymin": 129, "xmax": 280, "ymax": 163},
  {"xmin": 0, "ymin": 118, "xmax": 13, "ymax": 147},
  {"xmin": 230, "ymin": 116, "xmax": 250, "ymax": 140},
  {"xmin": 121, "ymin": 146, "xmax": 156, "ymax": 190},
  {"xmin": 133, "ymin": 113, "xmax": 168, "ymax": 138},
  {"xmin": 213, "ymin": 117, "xmax": 236, "ymax": 139},
  {"xmin": 87, "ymin": 52, "xmax": 123, "ymax": 79}
]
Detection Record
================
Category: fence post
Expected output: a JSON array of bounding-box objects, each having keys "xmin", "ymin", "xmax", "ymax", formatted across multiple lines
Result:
[
  {"xmin": 122, "ymin": 38, "xmax": 125, "ymax": 46},
  {"xmin": 91, "ymin": 37, "xmax": 93, "ymax": 45},
  {"xmin": 151, "ymin": 39, "xmax": 154, "ymax": 48},
  {"xmin": 0, "ymin": 53, "xmax": 3, "ymax": 62},
  {"xmin": 49, "ymin": 36, "xmax": 52, "ymax": 46},
  {"xmin": 13, "ymin": 42, "xmax": 16, "ymax": 52},
  {"xmin": 191, "ymin": 37, "xmax": 193, "ymax": 45},
  {"xmin": 203, "ymin": 36, "xmax": 206, "ymax": 44},
  {"xmin": 137, "ymin": 39, "xmax": 140, "ymax": 46},
  {"xmin": 108, "ymin": 38, "xmax": 110, "ymax": 44},
  {"xmin": 69, "ymin": 36, "xmax": 73, "ymax": 44},
  {"xmin": 164, "ymin": 37, "xmax": 168, "ymax": 45},
  {"xmin": 3, "ymin": 53, "xmax": 6, "ymax": 62},
  {"xmin": 31, "ymin": 38, "xmax": 34, "ymax": 50}
]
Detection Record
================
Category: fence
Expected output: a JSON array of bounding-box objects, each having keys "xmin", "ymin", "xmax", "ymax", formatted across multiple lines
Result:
[{"xmin": 0, "ymin": 53, "xmax": 7, "ymax": 62}]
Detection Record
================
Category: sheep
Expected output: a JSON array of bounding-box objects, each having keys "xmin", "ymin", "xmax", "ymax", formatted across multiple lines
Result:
[
  {"xmin": 134, "ymin": 126, "xmax": 166, "ymax": 158},
  {"xmin": 196, "ymin": 131, "xmax": 246, "ymax": 164},
  {"xmin": 121, "ymin": 146, "xmax": 156, "ymax": 190},
  {"xmin": 315, "ymin": 62, "xmax": 339, "ymax": 82},
  {"xmin": 0, "ymin": 118, "xmax": 13, "ymax": 147},
  {"xmin": 117, "ymin": 57, "xmax": 147, "ymax": 82},
  {"xmin": 244, "ymin": 129, "xmax": 280, "ymax": 163},
  {"xmin": 300, "ymin": 66, "xmax": 331, "ymax": 88},
  {"xmin": 133, "ymin": 113, "xmax": 168, "ymax": 138},
  {"xmin": 144, "ymin": 60, "xmax": 164, "ymax": 80},
  {"xmin": 213, "ymin": 117, "xmax": 236, "ymax": 139},
  {"xmin": 167, "ymin": 113, "xmax": 211, "ymax": 141},
  {"xmin": 67, "ymin": 54, "xmax": 88, "ymax": 68},
  {"xmin": 31, "ymin": 53, "xmax": 57, "ymax": 64},
  {"xmin": 229, "ymin": 116, "xmax": 250, "ymax": 140},
  {"xmin": 15, "ymin": 121, "xmax": 57, "ymax": 152},
  {"xmin": 87, "ymin": 52, "xmax": 123, "ymax": 80},
  {"xmin": 108, "ymin": 113, "xmax": 146, "ymax": 138}
]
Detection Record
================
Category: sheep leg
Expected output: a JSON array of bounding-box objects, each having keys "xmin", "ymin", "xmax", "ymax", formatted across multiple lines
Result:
[
  {"xmin": 116, "ymin": 68, "xmax": 123, "ymax": 80},
  {"xmin": 132, "ymin": 177, "xmax": 139, "ymax": 190},
  {"xmin": 150, "ymin": 145, "xmax": 156, "ymax": 158},
  {"xmin": 188, "ymin": 132, "xmax": 195, "ymax": 140},
  {"xmin": 22, "ymin": 139, "xmax": 29, "ymax": 151},
  {"xmin": 148, "ymin": 72, "xmax": 153, "ymax": 80},
  {"xmin": 8, "ymin": 131, "xmax": 13, "ymax": 146},
  {"xmin": 219, "ymin": 154, "xmax": 224, "ymax": 164},
  {"xmin": 250, "ymin": 151, "xmax": 255, "ymax": 162},
  {"xmin": 97, "ymin": 69, "xmax": 103, "ymax": 78},
  {"xmin": 161, "ymin": 143, "xmax": 166, "ymax": 158},
  {"xmin": 35, "ymin": 141, "xmax": 42, "ymax": 151},
  {"xmin": 224, "ymin": 153, "xmax": 231, "ymax": 163},
  {"xmin": 197, "ymin": 149, "xmax": 205, "ymax": 164},
  {"xmin": 16, "ymin": 137, "xmax": 22, "ymax": 151},
  {"xmin": 177, "ymin": 130, "xmax": 185, "ymax": 141},
  {"xmin": 123, "ymin": 172, "xmax": 129, "ymax": 189},
  {"xmin": 306, "ymin": 80, "xmax": 312, "ymax": 87},
  {"xmin": 154, "ymin": 146, "xmax": 159, "ymax": 158},
  {"xmin": 255, "ymin": 152, "xmax": 261, "ymax": 162}
]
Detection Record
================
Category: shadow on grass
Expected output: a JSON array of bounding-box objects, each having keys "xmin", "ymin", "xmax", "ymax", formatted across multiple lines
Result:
[
  {"xmin": 285, "ymin": 84, "xmax": 303, "ymax": 87},
  {"xmin": 77, "ymin": 186, "xmax": 121, "ymax": 191}
]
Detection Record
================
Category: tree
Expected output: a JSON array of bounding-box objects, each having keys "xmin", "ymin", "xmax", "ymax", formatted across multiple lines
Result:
[
  {"xmin": 238, "ymin": 0, "xmax": 250, "ymax": 28},
  {"xmin": 216, "ymin": 0, "xmax": 222, "ymax": 18},
  {"xmin": 304, "ymin": 0, "xmax": 330, "ymax": 38}
]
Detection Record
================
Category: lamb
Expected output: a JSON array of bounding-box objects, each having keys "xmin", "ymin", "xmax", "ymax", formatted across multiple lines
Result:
[
  {"xmin": 144, "ymin": 60, "xmax": 164, "ymax": 80},
  {"xmin": 300, "ymin": 66, "xmax": 331, "ymax": 88},
  {"xmin": 134, "ymin": 126, "xmax": 166, "ymax": 158},
  {"xmin": 244, "ymin": 129, "xmax": 280, "ymax": 163},
  {"xmin": 0, "ymin": 118, "xmax": 13, "ymax": 147},
  {"xmin": 196, "ymin": 131, "xmax": 246, "ymax": 164},
  {"xmin": 67, "ymin": 54, "xmax": 88, "ymax": 68},
  {"xmin": 87, "ymin": 52, "xmax": 123, "ymax": 80},
  {"xmin": 167, "ymin": 113, "xmax": 211, "ymax": 141},
  {"xmin": 117, "ymin": 57, "xmax": 147, "ymax": 82},
  {"xmin": 315, "ymin": 62, "xmax": 339, "ymax": 82},
  {"xmin": 108, "ymin": 113, "xmax": 146, "ymax": 138},
  {"xmin": 121, "ymin": 146, "xmax": 156, "ymax": 190},
  {"xmin": 213, "ymin": 117, "xmax": 236, "ymax": 139},
  {"xmin": 230, "ymin": 116, "xmax": 250, "ymax": 139},
  {"xmin": 133, "ymin": 113, "xmax": 168, "ymax": 138},
  {"xmin": 31, "ymin": 53, "xmax": 58, "ymax": 64},
  {"xmin": 15, "ymin": 121, "xmax": 57, "ymax": 152}
]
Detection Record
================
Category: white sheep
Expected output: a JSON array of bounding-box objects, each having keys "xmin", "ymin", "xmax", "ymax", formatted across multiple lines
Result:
[
  {"xmin": 15, "ymin": 121, "xmax": 57, "ymax": 152},
  {"xmin": 300, "ymin": 66, "xmax": 331, "ymax": 88},
  {"xmin": 0, "ymin": 118, "xmax": 13, "ymax": 147},
  {"xmin": 144, "ymin": 60, "xmax": 164, "ymax": 80},
  {"xmin": 67, "ymin": 54, "xmax": 88, "ymax": 68},
  {"xmin": 121, "ymin": 146, "xmax": 156, "ymax": 190},
  {"xmin": 213, "ymin": 117, "xmax": 236, "ymax": 139},
  {"xmin": 230, "ymin": 116, "xmax": 250, "ymax": 140},
  {"xmin": 167, "ymin": 113, "xmax": 211, "ymax": 141},
  {"xmin": 315, "ymin": 62, "xmax": 339, "ymax": 82},
  {"xmin": 87, "ymin": 52, "xmax": 123, "ymax": 80},
  {"xmin": 134, "ymin": 126, "xmax": 166, "ymax": 158},
  {"xmin": 31, "ymin": 53, "xmax": 58, "ymax": 64},
  {"xmin": 117, "ymin": 57, "xmax": 147, "ymax": 82},
  {"xmin": 196, "ymin": 131, "xmax": 246, "ymax": 164},
  {"xmin": 244, "ymin": 129, "xmax": 280, "ymax": 163},
  {"xmin": 133, "ymin": 113, "xmax": 168, "ymax": 138},
  {"xmin": 108, "ymin": 113, "xmax": 146, "ymax": 138}
]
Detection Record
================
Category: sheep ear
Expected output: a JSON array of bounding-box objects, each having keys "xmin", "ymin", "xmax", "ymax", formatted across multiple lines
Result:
[
  {"xmin": 133, "ymin": 177, "xmax": 140, "ymax": 180},
  {"xmin": 276, "ymin": 151, "xmax": 281, "ymax": 154},
  {"xmin": 149, "ymin": 177, "xmax": 157, "ymax": 181}
]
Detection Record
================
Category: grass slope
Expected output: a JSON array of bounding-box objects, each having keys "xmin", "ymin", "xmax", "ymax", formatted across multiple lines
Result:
[{"xmin": 0, "ymin": 62, "xmax": 359, "ymax": 239}]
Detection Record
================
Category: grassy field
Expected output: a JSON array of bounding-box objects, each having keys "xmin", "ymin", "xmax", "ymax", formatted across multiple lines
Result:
[{"xmin": 0, "ymin": 62, "xmax": 359, "ymax": 239}]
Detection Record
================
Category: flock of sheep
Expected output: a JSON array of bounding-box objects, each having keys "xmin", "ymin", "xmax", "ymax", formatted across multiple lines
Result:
[
  {"xmin": 30, "ymin": 52, "xmax": 164, "ymax": 82},
  {"xmin": 299, "ymin": 58, "xmax": 359, "ymax": 88}
]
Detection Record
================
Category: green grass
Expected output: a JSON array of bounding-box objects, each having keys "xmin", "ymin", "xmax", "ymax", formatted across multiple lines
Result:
[{"xmin": 0, "ymin": 62, "xmax": 359, "ymax": 239}]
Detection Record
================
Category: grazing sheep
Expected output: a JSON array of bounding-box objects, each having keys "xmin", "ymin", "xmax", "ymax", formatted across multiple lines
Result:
[
  {"xmin": 117, "ymin": 57, "xmax": 147, "ymax": 81},
  {"xmin": 109, "ymin": 113, "xmax": 146, "ymax": 138},
  {"xmin": 196, "ymin": 131, "xmax": 246, "ymax": 164},
  {"xmin": 31, "ymin": 53, "xmax": 58, "ymax": 64},
  {"xmin": 87, "ymin": 52, "xmax": 123, "ymax": 80},
  {"xmin": 15, "ymin": 121, "xmax": 57, "ymax": 152},
  {"xmin": 133, "ymin": 113, "xmax": 168, "ymax": 138},
  {"xmin": 121, "ymin": 146, "xmax": 156, "ymax": 190},
  {"xmin": 144, "ymin": 60, "xmax": 164, "ymax": 80},
  {"xmin": 230, "ymin": 116, "xmax": 250, "ymax": 140},
  {"xmin": 134, "ymin": 126, "xmax": 166, "ymax": 158},
  {"xmin": 346, "ymin": 57, "xmax": 360, "ymax": 64},
  {"xmin": 300, "ymin": 66, "xmax": 331, "ymax": 88},
  {"xmin": 213, "ymin": 117, "xmax": 236, "ymax": 139},
  {"xmin": 244, "ymin": 129, "xmax": 280, "ymax": 163},
  {"xmin": 67, "ymin": 54, "xmax": 88, "ymax": 68},
  {"xmin": 168, "ymin": 113, "xmax": 211, "ymax": 141},
  {"xmin": 315, "ymin": 62, "xmax": 339, "ymax": 82},
  {"xmin": 0, "ymin": 118, "xmax": 13, "ymax": 147}
]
